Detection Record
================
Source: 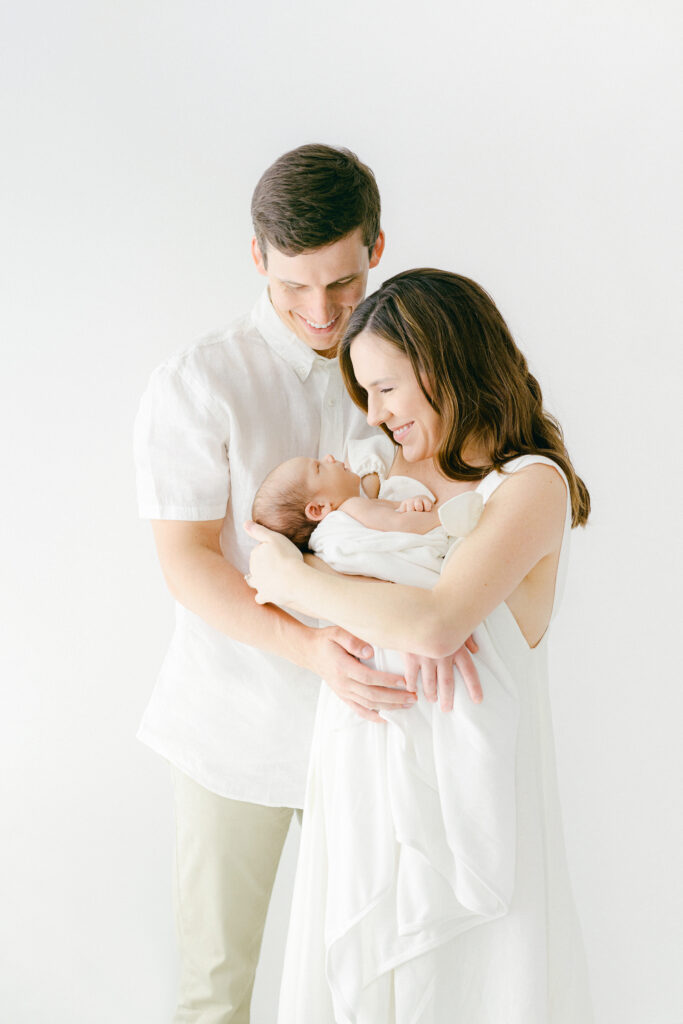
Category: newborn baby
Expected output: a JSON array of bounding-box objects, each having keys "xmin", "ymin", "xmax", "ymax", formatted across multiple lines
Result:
[{"xmin": 252, "ymin": 453, "xmax": 439, "ymax": 551}]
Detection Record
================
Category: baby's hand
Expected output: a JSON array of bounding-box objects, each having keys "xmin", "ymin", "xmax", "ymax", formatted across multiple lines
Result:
[{"xmin": 397, "ymin": 495, "xmax": 433, "ymax": 513}]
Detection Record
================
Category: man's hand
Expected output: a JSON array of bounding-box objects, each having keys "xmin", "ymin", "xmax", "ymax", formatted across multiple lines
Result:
[
  {"xmin": 307, "ymin": 625, "xmax": 417, "ymax": 724},
  {"xmin": 397, "ymin": 495, "xmax": 434, "ymax": 513},
  {"xmin": 402, "ymin": 636, "xmax": 482, "ymax": 711}
]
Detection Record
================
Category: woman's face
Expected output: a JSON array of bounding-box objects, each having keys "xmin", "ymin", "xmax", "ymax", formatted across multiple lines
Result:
[{"xmin": 350, "ymin": 330, "xmax": 442, "ymax": 463}]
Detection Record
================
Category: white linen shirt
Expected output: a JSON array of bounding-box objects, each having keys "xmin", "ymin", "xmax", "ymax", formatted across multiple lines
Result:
[{"xmin": 134, "ymin": 289, "xmax": 378, "ymax": 807}]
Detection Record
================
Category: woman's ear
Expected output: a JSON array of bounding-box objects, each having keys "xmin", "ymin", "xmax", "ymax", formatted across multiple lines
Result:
[{"xmin": 305, "ymin": 501, "xmax": 332, "ymax": 523}]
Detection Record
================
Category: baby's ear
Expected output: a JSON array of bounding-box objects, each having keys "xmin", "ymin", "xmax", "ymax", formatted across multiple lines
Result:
[{"xmin": 305, "ymin": 501, "xmax": 332, "ymax": 523}]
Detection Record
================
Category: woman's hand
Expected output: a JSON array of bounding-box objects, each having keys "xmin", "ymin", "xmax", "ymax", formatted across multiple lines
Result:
[
  {"xmin": 402, "ymin": 635, "xmax": 482, "ymax": 711},
  {"xmin": 243, "ymin": 521, "xmax": 304, "ymax": 606}
]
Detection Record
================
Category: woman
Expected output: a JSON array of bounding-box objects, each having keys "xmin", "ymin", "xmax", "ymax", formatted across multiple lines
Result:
[{"xmin": 246, "ymin": 269, "xmax": 594, "ymax": 1023}]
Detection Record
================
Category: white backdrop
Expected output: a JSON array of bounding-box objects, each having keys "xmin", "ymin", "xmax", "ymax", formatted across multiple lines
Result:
[{"xmin": 2, "ymin": 2, "xmax": 682, "ymax": 1022}]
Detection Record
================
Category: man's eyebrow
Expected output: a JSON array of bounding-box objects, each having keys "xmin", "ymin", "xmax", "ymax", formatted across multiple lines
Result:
[{"xmin": 278, "ymin": 272, "xmax": 361, "ymax": 287}]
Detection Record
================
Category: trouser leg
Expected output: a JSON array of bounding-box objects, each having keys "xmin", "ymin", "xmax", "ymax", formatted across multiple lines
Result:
[{"xmin": 170, "ymin": 766, "xmax": 295, "ymax": 1024}]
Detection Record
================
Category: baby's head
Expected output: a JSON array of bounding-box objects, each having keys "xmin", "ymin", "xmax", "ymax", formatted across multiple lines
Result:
[{"xmin": 252, "ymin": 455, "xmax": 361, "ymax": 549}]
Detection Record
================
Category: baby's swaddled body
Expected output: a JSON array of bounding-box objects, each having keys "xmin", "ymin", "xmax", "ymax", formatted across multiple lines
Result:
[{"xmin": 310, "ymin": 473, "xmax": 452, "ymax": 586}]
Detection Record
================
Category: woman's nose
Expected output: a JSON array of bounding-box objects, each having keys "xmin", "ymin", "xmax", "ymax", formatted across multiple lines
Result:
[{"xmin": 366, "ymin": 394, "xmax": 384, "ymax": 426}]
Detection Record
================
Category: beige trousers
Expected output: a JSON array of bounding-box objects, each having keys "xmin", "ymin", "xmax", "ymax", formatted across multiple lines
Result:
[{"xmin": 170, "ymin": 765, "xmax": 297, "ymax": 1024}]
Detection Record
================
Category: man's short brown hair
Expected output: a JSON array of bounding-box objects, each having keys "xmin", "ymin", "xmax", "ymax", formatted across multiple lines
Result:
[{"xmin": 251, "ymin": 144, "xmax": 381, "ymax": 265}]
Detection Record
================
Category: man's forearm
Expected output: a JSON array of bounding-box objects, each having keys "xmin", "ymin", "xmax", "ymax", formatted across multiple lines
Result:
[{"xmin": 154, "ymin": 525, "xmax": 316, "ymax": 671}]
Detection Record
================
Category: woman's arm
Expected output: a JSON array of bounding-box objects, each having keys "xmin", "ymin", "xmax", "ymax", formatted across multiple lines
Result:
[
  {"xmin": 246, "ymin": 464, "xmax": 566, "ymax": 658},
  {"xmin": 305, "ymin": 552, "xmax": 484, "ymax": 707},
  {"xmin": 303, "ymin": 553, "xmax": 378, "ymax": 582}
]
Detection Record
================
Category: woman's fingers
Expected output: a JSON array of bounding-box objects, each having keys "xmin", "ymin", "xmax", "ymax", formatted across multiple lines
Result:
[
  {"xmin": 453, "ymin": 645, "xmax": 483, "ymax": 704},
  {"xmin": 437, "ymin": 659, "xmax": 455, "ymax": 712},
  {"xmin": 398, "ymin": 650, "xmax": 483, "ymax": 710},
  {"xmin": 324, "ymin": 637, "xmax": 482, "ymax": 715},
  {"xmin": 243, "ymin": 519, "xmax": 280, "ymax": 541},
  {"xmin": 420, "ymin": 659, "xmax": 438, "ymax": 703},
  {"xmin": 401, "ymin": 652, "xmax": 420, "ymax": 693},
  {"xmin": 244, "ymin": 520, "xmax": 304, "ymax": 606}
]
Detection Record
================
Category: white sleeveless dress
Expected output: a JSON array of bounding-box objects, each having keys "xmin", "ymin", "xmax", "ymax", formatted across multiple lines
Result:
[{"xmin": 278, "ymin": 455, "xmax": 593, "ymax": 1023}]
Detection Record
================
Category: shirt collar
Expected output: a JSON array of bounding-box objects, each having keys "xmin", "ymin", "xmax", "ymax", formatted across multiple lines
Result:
[{"xmin": 251, "ymin": 288, "xmax": 337, "ymax": 382}]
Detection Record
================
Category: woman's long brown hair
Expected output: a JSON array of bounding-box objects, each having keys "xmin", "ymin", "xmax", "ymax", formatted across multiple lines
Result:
[{"xmin": 340, "ymin": 269, "xmax": 590, "ymax": 527}]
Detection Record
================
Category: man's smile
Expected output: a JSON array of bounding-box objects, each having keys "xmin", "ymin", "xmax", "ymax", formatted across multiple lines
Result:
[{"xmin": 295, "ymin": 312, "xmax": 341, "ymax": 334}]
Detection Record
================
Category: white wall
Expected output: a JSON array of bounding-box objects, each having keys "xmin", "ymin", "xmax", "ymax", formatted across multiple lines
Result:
[{"xmin": 2, "ymin": 2, "xmax": 681, "ymax": 1021}]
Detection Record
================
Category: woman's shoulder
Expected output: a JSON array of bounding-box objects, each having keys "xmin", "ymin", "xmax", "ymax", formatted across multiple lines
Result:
[
  {"xmin": 489, "ymin": 458, "xmax": 568, "ymax": 504},
  {"xmin": 483, "ymin": 461, "xmax": 568, "ymax": 540}
]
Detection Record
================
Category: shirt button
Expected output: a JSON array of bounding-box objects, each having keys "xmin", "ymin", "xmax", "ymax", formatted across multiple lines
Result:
[{"xmin": 328, "ymin": 398, "xmax": 336, "ymax": 407}]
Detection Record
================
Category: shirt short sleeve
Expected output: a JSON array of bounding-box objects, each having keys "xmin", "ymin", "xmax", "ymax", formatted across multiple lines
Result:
[{"xmin": 134, "ymin": 363, "xmax": 230, "ymax": 520}]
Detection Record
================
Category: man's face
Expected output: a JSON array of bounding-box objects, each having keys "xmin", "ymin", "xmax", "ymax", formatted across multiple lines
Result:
[{"xmin": 252, "ymin": 228, "xmax": 385, "ymax": 356}]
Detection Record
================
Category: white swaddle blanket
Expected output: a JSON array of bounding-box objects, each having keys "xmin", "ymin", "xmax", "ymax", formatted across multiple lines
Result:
[
  {"xmin": 309, "ymin": 475, "xmax": 450, "ymax": 587},
  {"xmin": 285, "ymin": 475, "xmax": 520, "ymax": 1023}
]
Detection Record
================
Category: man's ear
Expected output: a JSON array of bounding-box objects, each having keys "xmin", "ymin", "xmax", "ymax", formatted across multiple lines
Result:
[
  {"xmin": 369, "ymin": 229, "xmax": 386, "ymax": 269},
  {"xmin": 251, "ymin": 237, "xmax": 268, "ymax": 276},
  {"xmin": 305, "ymin": 500, "xmax": 332, "ymax": 523}
]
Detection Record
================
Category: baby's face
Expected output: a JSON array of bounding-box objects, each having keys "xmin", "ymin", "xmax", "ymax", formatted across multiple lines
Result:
[{"xmin": 287, "ymin": 454, "xmax": 361, "ymax": 510}]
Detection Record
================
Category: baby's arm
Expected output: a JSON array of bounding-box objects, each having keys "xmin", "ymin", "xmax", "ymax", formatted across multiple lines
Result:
[{"xmin": 339, "ymin": 495, "xmax": 440, "ymax": 535}]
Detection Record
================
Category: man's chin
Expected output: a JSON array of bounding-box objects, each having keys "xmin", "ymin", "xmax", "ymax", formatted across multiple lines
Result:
[
  {"xmin": 300, "ymin": 326, "xmax": 345, "ymax": 357},
  {"xmin": 317, "ymin": 335, "xmax": 344, "ymax": 356},
  {"xmin": 292, "ymin": 313, "xmax": 349, "ymax": 353}
]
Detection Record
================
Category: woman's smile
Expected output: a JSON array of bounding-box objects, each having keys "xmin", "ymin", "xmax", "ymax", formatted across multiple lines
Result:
[{"xmin": 390, "ymin": 421, "xmax": 414, "ymax": 443}]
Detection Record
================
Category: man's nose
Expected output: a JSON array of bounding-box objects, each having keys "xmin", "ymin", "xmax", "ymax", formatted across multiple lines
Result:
[{"xmin": 305, "ymin": 290, "xmax": 335, "ymax": 325}]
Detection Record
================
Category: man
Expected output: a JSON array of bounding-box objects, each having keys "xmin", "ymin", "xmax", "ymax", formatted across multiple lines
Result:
[
  {"xmin": 135, "ymin": 145, "xmax": 414, "ymax": 1023},
  {"xmin": 136, "ymin": 143, "xmax": 479, "ymax": 1022}
]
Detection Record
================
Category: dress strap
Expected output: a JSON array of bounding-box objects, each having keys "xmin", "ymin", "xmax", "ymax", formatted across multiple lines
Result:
[{"xmin": 475, "ymin": 454, "xmax": 564, "ymax": 502}]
